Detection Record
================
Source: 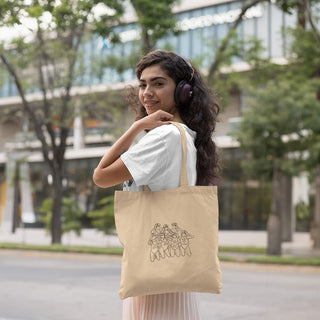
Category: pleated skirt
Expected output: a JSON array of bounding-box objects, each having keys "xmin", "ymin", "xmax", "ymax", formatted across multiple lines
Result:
[{"xmin": 122, "ymin": 292, "xmax": 200, "ymax": 320}]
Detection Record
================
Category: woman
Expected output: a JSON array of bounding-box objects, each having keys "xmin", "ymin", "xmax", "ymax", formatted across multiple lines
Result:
[{"xmin": 93, "ymin": 50, "xmax": 220, "ymax": 320}]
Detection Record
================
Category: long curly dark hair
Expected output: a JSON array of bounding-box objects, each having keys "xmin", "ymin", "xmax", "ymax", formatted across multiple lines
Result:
[{"xmin": 128, "ymin": 50, "xmax": 220, "ymax": 186}]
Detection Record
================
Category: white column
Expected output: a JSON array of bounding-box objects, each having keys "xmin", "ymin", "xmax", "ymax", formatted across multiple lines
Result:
[
  {"xmin": 19, "ymin": 162, "xmax": 36, "ymax": 224},
  {"xmin": 292, "ymin": 173, "xmax": 310, "ymax": 233},
  {"xmin": 73, "ymin": 115, "xmax": 85, "ymax": 149}
]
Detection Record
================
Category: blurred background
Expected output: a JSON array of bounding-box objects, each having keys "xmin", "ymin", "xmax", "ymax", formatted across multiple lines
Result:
[{"xmin": 0, "ymin": 0, "xmax": 319, "ymax": 256}]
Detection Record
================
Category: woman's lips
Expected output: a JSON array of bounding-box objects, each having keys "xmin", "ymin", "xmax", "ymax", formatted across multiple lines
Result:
[{"xmin": 144, "ymin": 100, "xmax": 158, "ymax": 108}]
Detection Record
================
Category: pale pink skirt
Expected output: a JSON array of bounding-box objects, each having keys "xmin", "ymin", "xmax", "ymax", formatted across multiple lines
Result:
[{"xmin": 122, "ymin": 292, "xmax": 200, "ymax": 320}]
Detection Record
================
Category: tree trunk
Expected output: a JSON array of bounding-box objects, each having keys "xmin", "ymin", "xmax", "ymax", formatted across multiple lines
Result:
[
  {"xmin": 313, "ymin": 164, "xmax": 320, "ymax": 248},
  {"xmin": 12, "ymin": 170, "xmax": 20, "ymax": 233},
  {"xmin": 51, "ymin": 167, "xmax": 63, "ymax": 244},
  {"xmin": 267, "ymin": 166, "xmax": 282, "ymax": 255},
  {"xmin": 142, "ymin": 29, "xmax": 152, "ymax": 55},
  {"xmin": 281, "ymin": 173, "xmax": 293, "ymax": 242},
  {"xmin": 297, "ymin": 0, "xmax": 307, "ymax": 28}
]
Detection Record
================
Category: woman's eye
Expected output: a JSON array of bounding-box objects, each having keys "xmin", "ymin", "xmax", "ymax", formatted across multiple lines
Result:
[
  {"xmin": 155, "ymin": 82, "xmax": 163, "ymax": 86},
  {"xmin": 138, "ymin": 83, "xmax": 146, "ymax": 88}
]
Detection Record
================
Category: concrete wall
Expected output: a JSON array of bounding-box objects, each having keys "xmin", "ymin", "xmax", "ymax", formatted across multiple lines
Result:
[{"xmin": 0, "ymin": 120, "xmax": 20, "ymax": 149}]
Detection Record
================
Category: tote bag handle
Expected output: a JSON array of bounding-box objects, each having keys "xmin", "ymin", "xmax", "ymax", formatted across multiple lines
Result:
[
  {"xmin": 143, "ymin": 121, "xmax": 189, "ymax": 192},
  {"xmin": 170, "ymin": 121, "xmax": 188, "ymax": 187}
]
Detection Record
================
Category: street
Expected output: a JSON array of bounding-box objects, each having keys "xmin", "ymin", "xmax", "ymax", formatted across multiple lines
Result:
[{"xmin": 0, "ymin": 250, "xmax": 319, "ymax": 320}]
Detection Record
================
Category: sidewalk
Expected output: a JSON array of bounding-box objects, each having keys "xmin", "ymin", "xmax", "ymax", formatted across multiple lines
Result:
[{"xmin": 0, "ymin": 227, "xmax": 319, "ymax": 258}]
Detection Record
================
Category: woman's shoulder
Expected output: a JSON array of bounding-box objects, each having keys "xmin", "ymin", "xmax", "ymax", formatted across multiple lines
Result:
[
  {"xmin": 145, "ymin": 124, "xmax": 184, "ymax": 145},
  {"xmin": 140, "ymin": 123, "xmax": 196, "ymax": 148},
  {"xmin": 151, "ymin": 123, "xmax": 180, "ymax": 136},
  {"xmin": 149, "ymin": 123, "xmax": 195, "ymax": 138}
]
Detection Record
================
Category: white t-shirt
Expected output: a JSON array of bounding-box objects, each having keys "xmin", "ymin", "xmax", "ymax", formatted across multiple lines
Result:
[{"xmin": 121, "ymin": 123, "xmax": 197, "ymax": 191}]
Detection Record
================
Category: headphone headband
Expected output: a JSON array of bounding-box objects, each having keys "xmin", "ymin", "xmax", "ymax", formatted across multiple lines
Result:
[{"xmin": 178, "ymin": 55, "xmax": 195, "ymax": 83}]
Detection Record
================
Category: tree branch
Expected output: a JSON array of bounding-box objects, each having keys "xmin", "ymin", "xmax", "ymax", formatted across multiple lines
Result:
[
  {"xmin": 305, "ymin": 0, "xmax": 320, "ymax": 43},
  {"xmin": 207, "ymin": 0, "xmax": 269, "ymax": 83},
  {"xmin": 36, "ymin": 28, "xmax": 58, "ymax": 153},
  {"xmin": 0, "ymin": 53, "xmax": 53, "ymax": 171},
  {"xmin": 57, "ymin": 27, "xmax": 85, "ymax": 165}
]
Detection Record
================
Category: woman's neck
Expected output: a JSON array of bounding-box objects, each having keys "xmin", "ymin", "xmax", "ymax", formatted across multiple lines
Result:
[{"xmin": 172, "ymin": 113, "xmax": 184, "ymax": 124}]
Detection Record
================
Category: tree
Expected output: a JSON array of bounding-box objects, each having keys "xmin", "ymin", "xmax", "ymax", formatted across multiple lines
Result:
[
  {"xmin": 87, "ymin": 195, "xmax": 115, "ymax": 234},
  {"xmin": 289, "ymin": 27, "xmax": 320, "ymax": 247},
  {"xmin": 276, "ymin": 0, "xmax": 320, "ymax": 248},
  {"xmin": 228, "ymin": 0, "xmax": 320, "ymax": 254},
  {"xmin": 130, "ymin": 0, "xmax": 180, "ymax": 54},
  {"xmin": 235, "ymin": 79, "xmax": 320, "ymax": 255},
  {"xmin": 0, "ymin": 0, "xmax": 124, "ymax": 243},
  {"xmin": 276, "ymin": 0, "xmax": 320, "ymax": 31},
  {"xmin": 39, "ymin": 197, "xmax": 83, "ymax": 236},
  {"xmin": 99, "ymin": 0, "xmax": 180, "ymax": 80}
]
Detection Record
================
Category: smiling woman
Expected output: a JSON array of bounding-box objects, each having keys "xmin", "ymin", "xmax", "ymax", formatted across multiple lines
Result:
[{"xmin": 93, "ymin": 49, "xmax": 220, "ymax": 320}]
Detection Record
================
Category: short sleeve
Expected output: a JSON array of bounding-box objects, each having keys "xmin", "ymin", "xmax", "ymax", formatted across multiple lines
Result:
[{"xmin": 121, "ymin": 129, "xmax": 169, "ymax": 187}]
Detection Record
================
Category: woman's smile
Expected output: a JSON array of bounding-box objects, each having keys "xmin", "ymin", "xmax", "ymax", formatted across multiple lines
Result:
[{"xmin": 144, "ymin": 99, "xmax": 158, "ymax": 107}]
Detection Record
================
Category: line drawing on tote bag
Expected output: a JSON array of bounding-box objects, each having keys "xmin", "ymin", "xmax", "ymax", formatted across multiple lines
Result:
[{"xmin": 148, "ymin": 223, "xmax": 194, "ymax": 262}]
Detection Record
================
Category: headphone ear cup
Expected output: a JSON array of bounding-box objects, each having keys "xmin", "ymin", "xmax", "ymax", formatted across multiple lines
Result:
[{"xmin": 174, "ymin": 80, "xmax": 193, "ymax": 106}]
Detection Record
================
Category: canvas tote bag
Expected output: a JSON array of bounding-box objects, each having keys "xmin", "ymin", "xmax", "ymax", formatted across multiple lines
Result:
[{"xmin": 114, "ymin": 122, "xmax": 222, "ymax": 300}]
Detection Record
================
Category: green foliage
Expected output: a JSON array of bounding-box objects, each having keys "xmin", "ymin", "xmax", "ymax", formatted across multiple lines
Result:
[
  {"xmin": 234, "ymin": 78, "xmax": 319, "ymax": 178},
  {"xmin": 39, "ymin": 197, "xmax": 83, "ymax": 236},
  {"xmin": 61, "ymin": 197, "xmax": 83, "ymax": 235},
  {"xmin": 287, "ymin": 26, "xmax": 320, "ymax": 78},
  {"xmin": 275, "ymin": 0, "xmax": 305, "ymax": 14},
  {"xmin": 233, "ymin": 5, "xmax": 320, "ymax": 178},
  {"xmin": 0, "ymin": 243, "xmax": 124, "ymax": 255},
  {"xmin": 87, "ymin": 195, "xmax": 115, "ymax": 234},
  {"xmin": 130, "ymin": 0, "xmax": 180, "ymax": 53},
  {"xmin": 38, "ymin": 198, "xmax": 53, "ymax": 232},
  {"xmin": 283, "ymin": 23, "xmax": 320, "ymax": 169},
  {"xmin": 296, "ymin": 201, "xmax": 310, "ymax": 220},
  {"xmin": 0, "ymin": 0, "xmax": 26, "ymax": 25},
  {"xmin": 94, "ymin": 49, "xmax": 140, "ymax": 82},
  {"xmin": 80, "ymin": 89, "xmax": 129, "ymax": 138},
  {"xmin": 2, "ymin": 243, "xmax": 320, "ymax": 266},
  {"xmin": 204, "ymin": 32, "xmax": 276, "ymax": 109},
  {"xmin": 275, "ymin": 0, "xmax": 319, "ymax": 15}
]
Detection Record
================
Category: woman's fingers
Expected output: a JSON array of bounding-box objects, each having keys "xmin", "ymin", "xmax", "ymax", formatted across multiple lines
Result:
[{"xmin": 139, "ymin": 110, "xmax": 174, "ymax": 130}]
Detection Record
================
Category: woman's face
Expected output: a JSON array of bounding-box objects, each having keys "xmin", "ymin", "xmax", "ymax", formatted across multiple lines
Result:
[{"xmin": 138, "ymin": 65, "xmax": 177, "ymax": 116}]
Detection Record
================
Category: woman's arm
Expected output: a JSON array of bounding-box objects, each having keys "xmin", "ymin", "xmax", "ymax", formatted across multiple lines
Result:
[{"xmin": 93, "ymin": 110, "xmax": 173, "ymax": 188}]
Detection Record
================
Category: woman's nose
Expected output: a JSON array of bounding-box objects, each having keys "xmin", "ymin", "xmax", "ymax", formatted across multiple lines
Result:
[{"xmin": 143, "ymin": 85, "xmax": 154, "ymax": 96}]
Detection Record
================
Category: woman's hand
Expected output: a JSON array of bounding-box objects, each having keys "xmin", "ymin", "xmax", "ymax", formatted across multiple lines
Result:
[{"xmin": 135, "ymin": 110, "xmax": 174, "ymax": 132}]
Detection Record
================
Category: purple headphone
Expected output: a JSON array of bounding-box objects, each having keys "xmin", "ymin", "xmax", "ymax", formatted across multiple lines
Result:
[{"xmin": 174, "ymin": 56, "xmax": 195, "ymax": 106}]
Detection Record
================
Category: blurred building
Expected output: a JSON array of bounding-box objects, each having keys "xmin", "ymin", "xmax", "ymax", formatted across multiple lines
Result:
[{"xmin": 0, "ymin": 0, "xmax": 307, "ymax": 231}]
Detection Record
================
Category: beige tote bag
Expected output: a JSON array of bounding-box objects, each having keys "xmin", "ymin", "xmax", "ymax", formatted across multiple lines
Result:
[{"xmin": 114, "ymin": 122, "xmax": 222, "ymax": 300}]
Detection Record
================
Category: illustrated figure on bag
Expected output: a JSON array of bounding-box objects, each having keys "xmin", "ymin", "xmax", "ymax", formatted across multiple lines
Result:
[
  {"xmin": 180, "ymin": 230, "xmax": 193, "ymax": 256},
  {"xmin": 162, "ymin": 234, "xmax": 171, "ymax": 258},
  {"xmin": 148, "ymin": 230, "xmax": 164, "ymax": 261},
  {"xmin": 148, "ymin": 223, "xmax": 193, "ymax": 262}
]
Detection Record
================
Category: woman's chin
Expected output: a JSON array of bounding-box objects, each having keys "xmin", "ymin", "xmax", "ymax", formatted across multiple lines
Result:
[{"xmin": 145, "ymin": 107, "xmax": 157, "ymax": 115}]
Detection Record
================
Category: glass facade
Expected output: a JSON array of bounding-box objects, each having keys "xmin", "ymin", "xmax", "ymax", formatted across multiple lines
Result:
[
  {"xmin": 0, "ymin": 1, "xmax": 295, "ymax": 98},
  {"xmin": 219, "ymin": 148, "xmax": 271, "ymax": 230}
]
